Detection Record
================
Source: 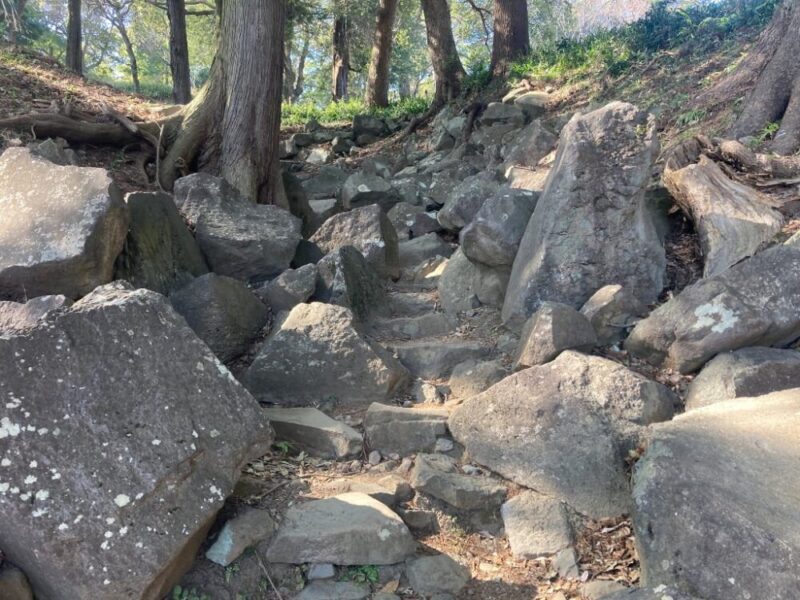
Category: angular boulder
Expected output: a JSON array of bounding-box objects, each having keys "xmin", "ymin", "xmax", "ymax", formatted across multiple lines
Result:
[
  {"xmin": 310, "ymin": 205, "xmax": 400, "ymax": 279},
  {"xmin": 398, "ymin": 233, "xmax": 453, "ymax": 269},
  {"xmin": 255, "ymin": 264, "xmax": 317, "ymax": 313},
  {"xmin": 411, "ymin": 454, "xmax": 507, "ymax": 511},
  {"xmin": 513, "ymin": 302, "xmax": 598, "ymax": 369},
  {"xmin": 364, "ymin": 403, "xmax": 449, "ymax": 456},
  {"xmin": 0, "ymin": 147, "xmax": 129, "ymax": 300},
  {"xmin": 437, "ymin": 173, "xmax": 501, "ymax": 232},
  {"xmin": 264, "ymin": 407, "xmax": 362, "ymax": 459},
  {"xmin": 502, "ymin": 102, "xmax": 665, "ymax": 330},
  {"xmin": 501, "ymin": 492, "xmax": 574, "ymax": 557},
  {"xmin": 449, "ymin": 351, "xmax": 675, "ymax": 517},
  {"xmin": 341, "ymin": 172, "xmax": 400, "ymax": 212},
  {"xmin": 0, "ymin": 284, "xmax": 271, "ymax": 600},
  {"xmin": 405, "ymin": 554, "xmax": 470, "ymax": 597},
  {"xmin": 580, "ymin": 285, "xmax": 645, "ymax": 346},
  {"xmin": 631, "ymin": 390, "xmax": 800, "ymax": 599},
  {"xmin": 314, "ymin": 246, "xmax": 387, "ymax": 321},
  {"xmin": 438, "ymin": 249, "xmax": 510, "ymax": 313},
  {"xmin": 626, "ymin": 245, "xmax": 800, "ymax": 373},
  {"xmin": 301, "ymin": 166, "xmax": 349, "ymax": 200},
  {"xmin": 173, "ymin": 173, "xmax": 301, "ymax": 282},
  {"xmin": 501, "ymin": 119, "xmax": 557, "ymax": 171},
  {"xmin": 448, "ymin": 359, "xmax": 507, "ymax": 399},
  {"xmin": 0, "ymin": 295, "xmax": 71, "ymax": 335},
  {"xmin": 243, "ymin": 303, "xmax": 408, "ymax": 405}
]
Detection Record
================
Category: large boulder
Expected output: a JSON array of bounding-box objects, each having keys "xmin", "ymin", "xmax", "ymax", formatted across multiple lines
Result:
[
  {"xmin": 0, "ymin": 283, "xmax": 272, "ymax": 600},
  {"xmin": 685, "ymin": 346, "xmax": 800, "ymax": 411},
  {"xmin": 0, "ymin": 295, "xmax": 71, "ymax": 334},
  {"xmin": 169, "ymin": 273, "xmax": 268, "ymax": 363},
  {"xmin": 310, "ymin": 205, "xmax": 400, "ymax": 279},
  {"xmin": 263, "ymin": 407, "xmax": 362, "ymax": 459},
  {"xmin": 398, "ymin": 233, "xmax": 453, "ymax": 269},
  {"xmin": 301, "ymin": 166, "xmax": 349, "ymax": 200},
  {"xmin": 364, "ymin": 403, "xmax": 449, "ymax": 456},
  {"xmin": 502, "ymin": 102, "xmax": 665, "ymax": 330},
  {"xmin": 243, "ymin": 303, "xmax": 408, "ymax": 405},
  {"xmin": 0, "ymin": 147, "xmax": 129, "ymax": 300},
  {"xmin": 631, "ymin": 390, "xmax": 800, "ymax": 599},
  {"xmin": 255, "ymin": 263, "xmax": 317, "ymax": 313},
  {"xmin": 513, "ymin": 301, "xmax": 597, "ymax": 369},
  {"xmin": 173, "ymin": 173, "xmax": 301, "ymax": 282},
  {"xmin": 314, "ymin": 246, "xmax": 387, "ymax": 321},
  {"xmin": 460, "ymin": 187, "xmax": 538, "ymax": 267},
  {"xmin": 114, "ymin": 192, "xmax": 209, "ymax": 295},
  {"xmin": 580, "ymin": 285, "xmax": 646, "ymax": 346},
  {"xmin": 449, "ymin": 351, "xmax": 676, "ymax": 518},
  {"xmin": 501, "ymin": 119, "xmax": 557, "ymax": 172},
  {"xmin": 437, "ymin": 173, "xmax": 501, "ymax": 232},
  {"xmin": 438, "ymin": 249, "xmax": 510, "ymax": 313},
  {"xmin": 626, "ymin": 245, "xmax": 800, "ymax": 373},
  {"xmin": 341, "ymin": 172, "xmax": 400, "ymax": 212}
]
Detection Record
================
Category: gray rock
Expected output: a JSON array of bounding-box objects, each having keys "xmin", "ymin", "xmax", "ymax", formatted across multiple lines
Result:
[
  {"xmin": 307, "ymin": 563, "xmax": 336, "ymax": 580},
  {"xmin": 364, "ymin": 403, "xmax": 448, "ymax": 456},
  {"xmin": 514, "ymin": 92, "xmax": 550, "ymax": 120},
  {"xmin": 513, "ymin": 302, "xmax": 598, "ymax": 369},
  {"xmin": 0, "ymin": 147, "xmax": 128, "ymax": 301},
  {"xmin": 28, "ymin": 137, "xmax": 78, "ymax": 165},
  {"xmin": 0, "ymin": 284, "xmax": 271, "ymax": 600},
  {"xmin": 205, "ymin": 508, "xmax": 276, "ymax": 566},
  {"xmin": 501, "ymin": 119, "xmax": 556, "ymax": 172},
  {"xmin": 598, "ymin": 586, "xmax": 700, "ymax": 600},
  {"xmin": 310, "ymin": 205, "xmax": 400, "ymax": 278},
  {"xmin": 332, "ymin": 136, "xmax": 354, "ymax": 154},
  {"xmin": 314, "ymin": 246, "xmax": 387, "ymax": 321},
  {"xmin": 450, "ymin": 351, "xmax": 676, "ymax": 518},
  {"xmin": 301, "ymin": 166, "xmax": 349, "ymax": 200},
  {"xmin": 244, "ymin": 303, "xmax": 408, "ymax": 405},
  {"xmin": 411, "ymin": 454, "xmax": 506, "ymax": 511},
  {"xmin": 501, "ymin": 492, "xmax": 574, "ymax": 558},
  {"xmin": 317, "ymin": 474, "xmax": 413, "ymax": 508},
  {"xmin": 0, "ymin": 564, "xmax": 33, "ymax": 600},
  {"xmin": 114, "ymin": 192, "xmax": 209, "ymax": 295},
  {"xmin": 307, "ymin": 198, "xmax": 341, "ymax": 232},
  {"xmin": 306, "ymin": 147, "xmax": 334, "ymax": 166},
  {"xmin": 340, "ymin": 172, "xmax": 400, "ymax": 212},
  {"xmin": 266, "ymin": 492, "xmax": 415, "ymax": 565},
  {"xmin": 437, "ymin": 249, "xmax": 510, "ymax": 313},
  {"xmin": 174, "ymin": 173, "xmax": 301, "ymax": 282},
  {"xmin": 255, "ymin": 264, "xmax": 318, "ymax": 312},
  {"xmin": 0, "ymin": 295, "xmax": 71, "ymax": 335},
  {"xmin": 553, "ymin": 547, "xmax": 580, "ymax": 579},
  {"xmin": 631, "ymin": 390, "xmax": 800, "ymax": 600},
  {"xmin": 353, "ymin": 114, "xmax": 387, "ymax": 140},
  {"xmin": 437, "ymin": 173, "xmax": 500, "ymax": 232},
  {"xmin": 280, "ymin": 138, "xmax": 298, "ymax": 158},
  {"xmin": 405, "ymin": 554, "xmax": 470, "ymax": 596},
  {"xmin": 460, "ymin": 187, "xmax": 538, "ymax": 267},
  {"xmin": 371, "ymin": 312, "xmax": 456, "ymax": 340},
  {"xmin": 398, "ymin": 509, "xmax": 438, "ymax": 533},
  {"xmin": 170, "ymin": 273, "xmax": 268, "ymax": 363},
  {"xmin": 584, "ymin": 581, "xmax": 628, "ymax": 599},
  {"xmin": 502, "ymin": 102, "xmax": 664, "ymax": 331},
  {"xmin": 414, "ymin": 379, "xmax": 443, "ymax": 403},
  {"xmin": 433, "ymin": 129, "xmax": 456, "ymax": 151},
  {"xmin": 264, "ymin": 407, "xmax": 363, "ymax": 459},
  {"xmin": 387, "ymin": 290, "xmax": 435, "ymax": 317},
  {"xmin": 626, "ymin": 244, "xmax": 800, "ymax": 373},
  {"xmin": 411, "ymin": 212, "xmax": 442, "ymax": 237},
  {"xmin": 686, "ymin": 347, "xmax": 800, "ymax": 411},
  {"xmin": 295, "ymin": 581, "xmax": 370, "ymax": 600},
  {"xmin": 580, "ymin": 285, "xmax": 645, "ymax": 345},
  {"xmin": 479, "ymin": 102, "xmax": 526, "ymax": 128},
  {"xmin": 387, "ymin": 201, "xmax": 424, "ymax": 240},
  {"xmin": 398, "ymin": 233, "xmax": 453, "ymax": 269},
  {"xmin": 448, "ymin": 360, "xmax": 507, "ymax": 399},
  {"xmin": 388, "ymin": 338, "xmax": 493, "ymax": 379}
]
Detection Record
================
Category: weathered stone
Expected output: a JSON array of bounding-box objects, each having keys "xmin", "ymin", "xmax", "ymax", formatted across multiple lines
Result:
[
  {"xmin": 244, "ymin": 303, "xmax": 408, "ymax": 405},
  {"xmin": 598, "ymin": 586, "xmax": 701, "ymax": 600},
  {"xmin": 255, "ymin": 264, "xmax": 317, "ymax": 312},
  {"xmin": 433, "ymin": 130, "xmax": 456, "ymax": 151},
  {"xmin": 114, "ymin": 192, "xmax": 209, "ymax": 295},
  {"xmin": 438, "ymin": 249, "xmax": 509, "ymax": 313},
  {"xmin": 332, "ymin": 136, "xmax": 354, "ymax": 154},
  {"xmin": 398, "ymin": 509, "xmax": 438, "ymax": 533},
  {"xmin": 460, "ymin": 187, "xmax": 538, "ymax": 267},
  {"xmin": 553, "ymin": 547, "xmax": 580, "ymax": 579},
  {"xmin": 205, "ymin": 508, "xmax": 276, "ymax": 567},
  {"xmin": 387, "ymin": 202, "xmax": 424, "ymax": 240},
  {"xmin": 685, "ymin": 347, "xmax": 800, "ymax": 411},
  {"xmin": 437, "ymin": 174, "xmax": 500, "ymax": 232},
  {"xmin": 583, "ymin": 581, "xmax": 628, "ymax": 599},
  {"xmin": 170, "ymin": 273, "xmax": 268, "ymax": 363},
  {"xmin": 280, "ymin": 138, "xmax": 298, "ymax": 158},
  {"xmin": 448, "ymin": 360, "xmax": 507, "ymax": 399},
  {"xmin": 301, "ymin": 166, "xmax": 349, "ymax": 199},
  {"xmin": 264, "ymin": 407, "xmax": 363, "ymax": 459},
  {"xmin": 29, "ymin": 137, "xmax": 78, "ymax": 165},
  {"xmin": 450, "ymin": 351, "xmax": 676, "ymax": 517},
  {"xmin": 388, "ymin": 339, "xmax": 493, "ymax": 379},
  {"xmin": 266, "ymin": 493, "xmax": 415, "ymax": 565},
  {"xmin": 479, "ymin": 102, "xmax": 526, "ymax": 127},
  {"xmin": 364, "ymin": 403, "xmax": 449, "ymax": 456},
  {"xmin": 501, "ymin": 492, "xmax": 574, "ymax": 557},
  {"xmin": 513, "ymin": 302, "xmax": 598, "ymax": 369},
  {"xmin": 387, "ymin": 290, "xmax": 435, "ymax": 317},
  {"xmin": 398, "ymin": 233, "xmax": 453, "ymax": 269},
  {"xmin": 318, "ymin": 474, "xmax": 413, "ymax": 507},
  {"xmin": 340, "ymin": 172, "xmax": 401, "ymax": 212},
  {"xmin": 314, "ymin": 246, "xmax": 387, "ymax": 321},
  {"xmin": 411, "ymin": 211, "xmax": 442, "ymax": 237},
  {"xmin": 0, "ymin": 564, "xmax": 33, "ymax": 600},
  {"xmin": 514, "ymin": 91, "xmax": 550, "ymax": 119},
  {"xmin": 307, "ymin": 198, "xmax": 341, "ymax": 231},
  {"xmin": 411, "ymin": 454, "xmax": 506, "ymax": 511},
  {"xmin": 580, "ymin": 285, "xmax": 645, "ymax": 345},
  {"xmin": 174, "ymin": 173, "xmax": 301, "ymax": 282},
  {"xmin": 292, "ymin": 240, "xmax": 325, "ymax": 268},
  {"xmin": 353, "ymin": 114, "xmax": 387, "ymax": 140},
  {"xmin": 0, "ymin": 295, "xmax": 71, "ymax": 335},
  {"xmin": 0, "ymin": 147, "xmax": 129, "ymax": 300},
  {"xmin": 307, "ymin": 563, "xmax": 336, "ymax": 580},
  {"xmin": 306, "ymin": 147, "xmax": 334, "ymax": 166},
  {"xmin": 502, "ymin": 102, "xmax": 664, "ymax": 331},
  {"xmin": 501, "ymin": 119, "xmax": 557, "ymax": 173},
  {"xmin": 371, "ymin": 312, "xmax": 456, "ymax": 340},
  {"xmin": 631, "ymin": 390, "xmax": 800, "ymax": 600},
  {"xmin": 0, "ymin": 284, "xmax": 272, "ymax": 600},
  {"xmin": 405, "ymin": 555, "xmax": 470, "ymax": 597},
  {"xmin": 296, "ymin": 581, "xmax": 370, "ymax": 600},
  {"xmin": 310, "ymin": 205, "xmax": 400, "ymax": 278},
  {"xmin": 626, "ymin": 244, "xmax": 800, "ymax": 373}
]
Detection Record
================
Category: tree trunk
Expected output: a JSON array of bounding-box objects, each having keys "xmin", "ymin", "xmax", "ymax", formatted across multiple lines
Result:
[
  {"xmin": 293, "ymin": 29, "xmax": 310, "ymax": 102},
  {"xmin": 116, "ymin": 22, "xmax": 140, "ymax": 93},
  {"xmin": 490, "ymin": 0, "xmax": 530, "ymax": 78},
  {"xmin": 421, "ymin": 0, "xmax": 465, "ymax": 107},
  {"xmin": 3, "ymin": 0, "xmax": 26, "ymax": 44},
  {"xmin": 167, "ymin": 0, "xmax": 191, "ymax": 104},
  {"xmin": 365, "ymin": 0, "xmax": 399, "ymax": 108},
  {"xmin": 66, "ymin": 0, "xmax": 82, "ymax": 75},
  {"xmin": 283, "ymin": 35, "xmax": 296, "ymax": 103},
  {"xmin": 720, "ymin": 0, "xmax": 800, "ymax": 154},
  {"xmin": 332, "ymin": 14, "xmax": 350, "ymax": 101},
  {"xmin": 161, "ymin": 0, "xmax": 286, "ymax": 205}
]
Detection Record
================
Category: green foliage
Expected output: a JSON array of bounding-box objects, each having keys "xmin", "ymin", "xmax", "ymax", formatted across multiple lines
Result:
[
  {"xmin": 340, "ymin": 565, "xmax": 379, "ymax": 584},
  {"xmin": 751, "ymin": 121, "xmax": 781, "ymax": 146},
  {"xmin": 224, "ymin": 563, "xmax": 241, "ymax": 584},
  {"xmin": 675, "ymin": 108, "xmax": 707, "ymax": 128},
  {"xmin": 281, "ymin": 96, "xmax": 429, "ymax": 127},
  {"xmin": 171, "ymin": 586, "xmax": 210, "ymax": 600},
  {"xmin": 273, "ymin": 440, "xmax": 293, "ymax": 454},
  {"xmin": 463, "ymin": 61, "xmax": 492, "ymax": 94}
]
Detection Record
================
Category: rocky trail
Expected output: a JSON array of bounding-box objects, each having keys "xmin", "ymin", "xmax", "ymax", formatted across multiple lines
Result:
[{"xmin": 2, "ymin": 66, "xmax": 800, "ymax": 600}]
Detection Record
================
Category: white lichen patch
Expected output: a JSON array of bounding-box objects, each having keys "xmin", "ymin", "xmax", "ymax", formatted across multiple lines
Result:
[
  {"xmin": 692, "ymin": 298, "xmax": 738, "ymax": 334},
  {"xmin": 114, "ymin": 494, "xmax": 130, "ymax": 507}
]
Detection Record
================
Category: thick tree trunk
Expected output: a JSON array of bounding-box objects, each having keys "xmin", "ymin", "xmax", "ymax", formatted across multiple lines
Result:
[
  {"xmin": 161, "ymin": 0, "xmax": 286, "ymax": 205},
  {"xmin": 490, "ymin": 0, "xmax": 530, "ymax": 78},
  {"xmin": 332, "ymin": 14, "xmax": 350, "ymax": 101},
  {"xmin": 167, "ymin": 0, "xmax": 191, "ymax": 104},
  {"xmin": 365, "ymin": 0, "xmax": 399, "ymax": 108},
  {"xmin": 421, "ymin": 0, "xmax": 465, "ymax": 107},
  {"xmin": 66, "ymin": 0, "xmax": 82, "ymax": 75}
]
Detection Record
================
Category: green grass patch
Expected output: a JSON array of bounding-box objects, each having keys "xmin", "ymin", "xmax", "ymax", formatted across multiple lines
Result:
[{"xmin": 281, "ymin": 96, "xmax": 429, "ymax": 127}]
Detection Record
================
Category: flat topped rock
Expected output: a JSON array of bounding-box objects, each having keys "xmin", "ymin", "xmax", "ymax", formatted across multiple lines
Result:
[
  {"xmin": 364, "ymin": 403, "xmax": 449, "ymax": 456},
  {"xmin": 266, "ymin": 492, "xmax": 416, "ymax": 565},
  {"xmin": 264, "ymin": 407, "xmax": 363, "ymax": 459},
  {"xmin": 0, "ymin": 147, "xmax": 129, "ymax": 300},
  {"xmin": 388, "ymin": 338, "xmax": 493, "ymax": 380}
]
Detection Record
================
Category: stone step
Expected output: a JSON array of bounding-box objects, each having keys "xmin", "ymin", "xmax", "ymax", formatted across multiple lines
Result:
[
  {"xmin": 386, "ymin": 290, "xmax": 438, "ymax": 318},
  {"xmin": 386, "ymin": 338, "xmax": 494, "ymax": 380},
  {"xmin": 370, "ymin": 312, "xmax": 457, "ymax": 341}
]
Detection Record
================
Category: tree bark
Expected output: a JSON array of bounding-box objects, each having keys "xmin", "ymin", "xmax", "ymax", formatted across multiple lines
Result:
[
  {"xmin": 66, "ymin": 0, "xmax": 82, "ymax": 75},
  {"xmin": 116, "ymin": 21, "xmax": 140, "ymax": 93},
  {"xmin": 421, "ymin": 0, "xmax": 465, "ymax": 107},
  {"xmin": 490, "ymin": 0, "xmax": 530, "ymax": 78},
  {"xmin": 160, "ymin": 0, "xmax": 286, "ymax": 205},
  {"xmin": 293, "ymin": 29, "xmax": 310, "ymax": 102},
  {"xmin": 2, "ymin": 0, "xmax": 26, "ymax": 44},
  {"xmin": 332, "ymin": 14, "xmax": 350, "ymax": 101},
  {"xmin": 365, "ymin": 0, "xmax": 399, "ymax": 108},
  {"xmin": 283, "ymin": 34, "xmax": 296, "ymax": 102},
  {"xmin": 167, "ymin": 0, "xmax": 191, "ymax": 104}
]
